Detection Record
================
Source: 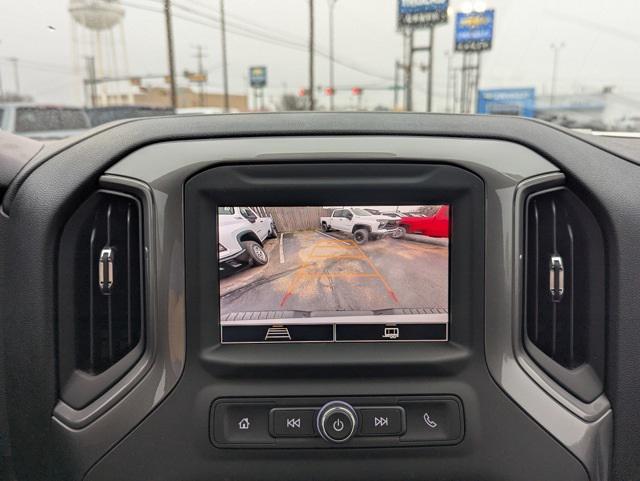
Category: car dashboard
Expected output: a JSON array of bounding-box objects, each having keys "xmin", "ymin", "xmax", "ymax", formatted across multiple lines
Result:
[{"xmin": 1, "ymin": 113, "xmax": 640, "ymax": 481}]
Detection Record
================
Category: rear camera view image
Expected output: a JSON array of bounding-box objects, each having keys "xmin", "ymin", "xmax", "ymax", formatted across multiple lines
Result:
[{"xmin": 218, "ymin": 206, "xmax": 449, "ymax": 343}]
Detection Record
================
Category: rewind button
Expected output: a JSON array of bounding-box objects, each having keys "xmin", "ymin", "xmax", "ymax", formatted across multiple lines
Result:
[{"xmin": 270, "ymin": 408, "xmax": 316, "ymax": 437}]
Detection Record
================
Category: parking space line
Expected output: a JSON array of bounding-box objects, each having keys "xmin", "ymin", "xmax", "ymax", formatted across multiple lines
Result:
[
  {"xmin": 279, "ymin": 233, "xmax": 285, "ymax": 264},
  {"xmin": 352, "ymin": 243, "xmax": 400, "ymax": 303}
]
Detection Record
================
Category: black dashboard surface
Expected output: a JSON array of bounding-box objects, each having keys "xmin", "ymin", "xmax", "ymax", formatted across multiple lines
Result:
[{"xmin": 1, "ymin": 113, "xmax": 639, "ymax": 481}]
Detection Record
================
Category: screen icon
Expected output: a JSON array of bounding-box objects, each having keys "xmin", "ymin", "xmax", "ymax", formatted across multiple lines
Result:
[
  {"xmin": 383, "ymin": 326, "xmax": 400, "ymax": 339},
  {"xmin": 265, "ymin": 325, "xmax": 291, "ymax": 341}
]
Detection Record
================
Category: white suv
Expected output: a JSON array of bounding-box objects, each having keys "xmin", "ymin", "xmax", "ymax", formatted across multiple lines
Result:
[
  {"xmin": 218, "ymin": 207, "xmax": 277, "ymax": 269},
  {"xmin": 320, "ymin": 207, "xmax": 399, "ymax": 244}
]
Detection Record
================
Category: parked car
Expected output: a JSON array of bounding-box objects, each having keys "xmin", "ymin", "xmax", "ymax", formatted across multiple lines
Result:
[
  {"xmin": 0, "ymin": 103, "xmax": 90, "ymax": 140},
  {"xmin": 394, "ymin": 205, "xmax": 450, "ymax": 238},
  {"xmin": 86, "ymin": 106, "xmax": 175, "ymax": 127},
  {"xmin": 320, "ymin": 207, "xmax": 399, "ymax": 244},
  {"xmin": 218, "ymin": 207, "xmax": 277, "ymax": 270},
  {"xmin": 364, "ymin": 208, "xmax": 402, "ymax": 218}
]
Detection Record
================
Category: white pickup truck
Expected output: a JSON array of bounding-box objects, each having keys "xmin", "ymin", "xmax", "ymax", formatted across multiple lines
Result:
[
  {"xmin": 218, "ymin": 207, "xmax": 277, "ymax": 270},
  {"xmin": 320, "ymin": 207, "xmax": 400, "ymax": 244}
]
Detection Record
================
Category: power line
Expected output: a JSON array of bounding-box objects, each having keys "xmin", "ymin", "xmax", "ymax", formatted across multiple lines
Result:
[{"xmin": 128, "ymin": 0, "xmax": 393, "ymax": 81}]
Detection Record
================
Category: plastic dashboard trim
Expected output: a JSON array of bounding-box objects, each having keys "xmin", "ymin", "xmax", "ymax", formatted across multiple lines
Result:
[{"xmin": 2, "ymin": 114, "xmax": 637, "ymax": 481}]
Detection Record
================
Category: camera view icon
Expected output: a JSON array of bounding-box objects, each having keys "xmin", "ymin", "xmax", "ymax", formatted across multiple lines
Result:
[{"xmin": 382, "ymin": 326, "xmax": 400, "ymax": 339}]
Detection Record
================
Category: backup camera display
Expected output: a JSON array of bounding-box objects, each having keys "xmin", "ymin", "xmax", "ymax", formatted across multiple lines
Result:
[{"xmin": 218, "ymin": 205, "xmax": 449, "ymax": 343}]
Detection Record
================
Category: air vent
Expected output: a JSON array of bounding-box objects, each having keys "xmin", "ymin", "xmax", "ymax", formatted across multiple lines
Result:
[
  {"xmin": 58, "ymin": 191, "xmax": 145, "ymax": 409},
  {"xmin": 523, "ymin": 187, "xmax": 605, "ymax": 402}
]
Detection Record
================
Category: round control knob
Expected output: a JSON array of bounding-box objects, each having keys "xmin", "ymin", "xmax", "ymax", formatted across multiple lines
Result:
[{"xmin": 317, "ymin": 401, "xmax": 358, "ymax": 443}]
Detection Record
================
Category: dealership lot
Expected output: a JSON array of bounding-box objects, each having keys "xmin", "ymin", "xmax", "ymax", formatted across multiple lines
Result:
[{"xmin": 220, "ymin": 230, "xmax": 448, "ymax": 317}]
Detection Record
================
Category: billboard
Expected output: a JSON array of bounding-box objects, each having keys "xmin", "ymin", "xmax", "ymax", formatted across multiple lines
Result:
[
  {"xmin": 455, "ymin": 9, "xmax": 495, "ymax": 51},
  {"xmin": 477, "ymin": 88, "xmax": 536, "ymax": 117},
  {"xmin": 249, "ymin": 66, "xmax": 267, "ymax": 88},
  {"xmin": 398, "ymin": 0, "xmax": 449, "ymax": 29}
]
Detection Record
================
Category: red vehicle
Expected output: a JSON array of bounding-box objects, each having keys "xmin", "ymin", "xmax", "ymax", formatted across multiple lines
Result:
[{"xmin": 395, "ymin": 206, "xmax": 450, "ymax": 238}]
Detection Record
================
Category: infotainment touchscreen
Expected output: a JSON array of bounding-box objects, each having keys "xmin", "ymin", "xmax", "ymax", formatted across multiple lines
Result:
[{"xmin": 218, "ymin": 205, "xmax": 449, "ymax": 343}]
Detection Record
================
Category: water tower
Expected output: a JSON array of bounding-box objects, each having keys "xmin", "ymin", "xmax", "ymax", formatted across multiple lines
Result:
[{"xmin": 69, "ymin": 0, "xmax": 133, "ymax": 106}]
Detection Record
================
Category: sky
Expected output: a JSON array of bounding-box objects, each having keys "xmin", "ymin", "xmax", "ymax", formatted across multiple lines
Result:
[{"xmin": 0, "ymin": 0, "xmax": 639, "ymax": 111}]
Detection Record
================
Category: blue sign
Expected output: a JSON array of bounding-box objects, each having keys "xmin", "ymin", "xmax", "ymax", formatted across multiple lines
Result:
[
  {"xmin": 249, "ymin": 66, "xmax": 267, "ymax": 88},
  {"xmin": 398, "ymin": 0, "xmax": 449, "ymax": 28},
  {"xmin": 455, "ymin": 9, "xmax": 495, "ymax": 51},
  {"xmin": 477, "ymin": 88, "xmax": 536, "ymax": 117}
]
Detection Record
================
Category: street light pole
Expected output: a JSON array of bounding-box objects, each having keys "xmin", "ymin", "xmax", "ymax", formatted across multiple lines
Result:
[
  {"xmin": 426, "ymin": 25, "xmax": 434, "ymax": 112},
  {"xmin": 309, "ymin": 0, "xmax": 315, "ymax": 110},
  {"xmin": 9, "ymin": 57, "xmax": 19, "ymax": 95},
  {"xmin": 220, "ymin": 0, "xmax": 230, "ymax": 112},
  {"xmin": 550, "ymin": 42, "xmax": 565, "ymax": 107},
  {"xmin": 164, "ymin": 0, "xmax": 178, "ymax": 110},
  {"xmin": 327, "ymin": 0, "xmax": 337, "ymax": 111}
]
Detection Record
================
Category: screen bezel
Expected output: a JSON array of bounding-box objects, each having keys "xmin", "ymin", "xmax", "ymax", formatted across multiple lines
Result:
[{"xmin": 184, "ymin": 161, "xmax": 484, "ymax": 374}]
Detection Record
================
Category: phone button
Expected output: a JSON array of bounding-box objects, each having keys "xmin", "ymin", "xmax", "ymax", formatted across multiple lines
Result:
[{"xmin": 398, "ymin": 397, "xmax": 464, "ymax": 444}]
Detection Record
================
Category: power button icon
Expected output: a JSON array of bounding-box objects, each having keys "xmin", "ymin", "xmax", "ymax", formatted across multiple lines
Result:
[{"xmin": 317, "ymin": 401, "xmax": 357, "ymax": 443}]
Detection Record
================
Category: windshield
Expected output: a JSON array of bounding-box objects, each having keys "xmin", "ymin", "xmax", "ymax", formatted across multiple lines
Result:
[
  {"xmin": 352, "ymin": 208, "xmax": 371, "ymax": 216},
  {"xmin": 1, "ymin": 0, "xmax": 638, "ymax": 138},
  {"xmin": 218, "ymin": 207, "xmax": 235, "ymax": 215},
  {"xmin": 15, "ymin": 107, "xmax": 89, "ymax": 133}
]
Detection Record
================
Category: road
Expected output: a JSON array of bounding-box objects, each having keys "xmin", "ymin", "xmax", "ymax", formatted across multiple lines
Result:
[{"xmin": 220, "ymin": 230, "xmax": 448, "ymax": 319}]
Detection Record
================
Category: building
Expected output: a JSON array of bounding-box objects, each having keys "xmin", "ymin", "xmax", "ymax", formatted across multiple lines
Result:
[
  {"xmin": 106, "ymin": 86, "xmax": 249, "ymax": 112},
  {"xmin": 535, "ymin": 91, "xmax": 640, "ymax": 131}
]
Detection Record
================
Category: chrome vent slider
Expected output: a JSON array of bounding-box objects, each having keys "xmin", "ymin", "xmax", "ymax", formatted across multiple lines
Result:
[
  {"xmin": 549, "ymin": 255, "xmax": 564, "ymax": 302},
  {"xmin": 99, "ymin": 247, "xmax": 115, "ymax": 295}
]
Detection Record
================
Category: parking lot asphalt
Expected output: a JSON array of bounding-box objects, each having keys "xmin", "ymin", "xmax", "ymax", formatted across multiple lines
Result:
[{"xmin": 220, "ymin": 230, "xmax": 448, "ymax": 317}]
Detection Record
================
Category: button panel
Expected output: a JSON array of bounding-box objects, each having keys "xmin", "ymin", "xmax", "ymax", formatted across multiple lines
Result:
[{"xmin": 211, "ymin": 396, "xmax": 463, "ymax": 448}]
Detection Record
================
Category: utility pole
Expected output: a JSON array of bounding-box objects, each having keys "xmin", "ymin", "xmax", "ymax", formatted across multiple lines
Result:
[
  {"xmin": 550, "ymin": 42, "xmax": 565, "ymax": 106},
  {"xmin": 404, "ymin": 29, "xmax": 414, "ymax": 111},
  {"xmin": 327, "ymin": 0, "xmax": 337, "ymax": 111},
  {"xmin": 164, "ymin": 0, "xmax": 178, "ymax": 109},
  {"xmin": 444, "ymin": 51, "xmax": 452, "ymax": 113},
  {"xmin": 219, "ymin": 0, "xmax": 230, "ymax": 112},
  {"xmin": 85, "ymin": 56, "xmax": 97, "ymax": 107},
  {"xmin": 9, "ymin": 57, "xmax": 19, "ymax": 95},
  {"xmin": 426, "ymin": 26, "xmax": 434, "ymax": 112},
  {"xmin": 308, "ymin": 0, "xmax": 315, "ymax": 110},
  {"xmin": 393, "ymin": 60, "xmax": 401, "ymax": 110},
  {"xmin": 194, "ymin": 44, "xmax": 206, "ymax": 107},
  {"xmin": 0, "ymin": 40, "xmax": 3, "ymax": 100}
]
